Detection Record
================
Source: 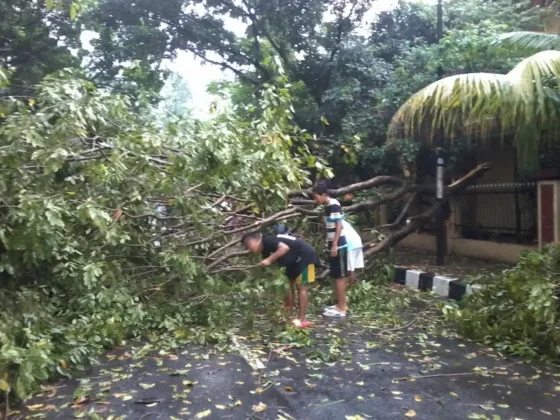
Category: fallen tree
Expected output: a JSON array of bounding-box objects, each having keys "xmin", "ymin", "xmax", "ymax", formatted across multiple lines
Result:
[{"xmin": 164, "ymin": 163, "xmax": 492, "ymax": 277}]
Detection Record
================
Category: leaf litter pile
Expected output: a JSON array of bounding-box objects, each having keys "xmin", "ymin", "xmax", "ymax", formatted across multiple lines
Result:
[{"xmin": 7, "ymin": 283, "xmax": 560, "ymax": 420}]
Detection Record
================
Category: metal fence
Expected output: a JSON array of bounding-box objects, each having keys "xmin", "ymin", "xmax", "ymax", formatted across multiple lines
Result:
[{"xmin": 452, "ymin": 182, "xmax": 537, "ymax": 245}]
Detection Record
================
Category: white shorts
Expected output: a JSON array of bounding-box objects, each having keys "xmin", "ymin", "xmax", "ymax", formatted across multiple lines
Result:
[{"xmin": 347, "ymin": 248, "xmax": 364, "ymax": 272}]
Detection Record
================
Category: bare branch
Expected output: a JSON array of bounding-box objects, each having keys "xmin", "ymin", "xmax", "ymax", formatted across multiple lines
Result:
[
  {"xmin": 390, "ymin": 192, "xmax": 419, "ymax": 228},
  {"xmin": 289, "ymin": 176, "xmax": 405, "ymax": 198},
  {"xmin": 449, "ymin": 163, "xmax": 492, "ymax": 191},
  {"xmin": 207, "ymin": 250, "xmax": 250, "ymax": 270}
]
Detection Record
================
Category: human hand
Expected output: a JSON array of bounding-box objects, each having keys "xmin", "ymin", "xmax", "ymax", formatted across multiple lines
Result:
[
  {"xmin": 330, "ymin": 245, "xmax": 338, "ymax": 257},
  {"xmin": 259, "ymin": 259, "xmax": 272, "ymax": 267}
]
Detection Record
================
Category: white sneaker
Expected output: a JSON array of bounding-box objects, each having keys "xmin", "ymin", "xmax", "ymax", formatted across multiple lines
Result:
[{"xmin": 322, "ymin": 308, "xmax": 347, "ymax": 318}]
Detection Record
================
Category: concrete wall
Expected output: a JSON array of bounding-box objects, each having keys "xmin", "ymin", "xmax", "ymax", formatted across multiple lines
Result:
[{"xmin": 397, "ymin": 232, "xmax": 537, "ymax": 264}]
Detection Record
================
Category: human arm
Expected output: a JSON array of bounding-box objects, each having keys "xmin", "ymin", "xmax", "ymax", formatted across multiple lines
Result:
[
  {"xmin": 260, "ymin": 242, "xmax": 290, "ymax": 266},
  {"xmin": 331, "ymin": 220, "xmax": 342, "ymax": 257}
]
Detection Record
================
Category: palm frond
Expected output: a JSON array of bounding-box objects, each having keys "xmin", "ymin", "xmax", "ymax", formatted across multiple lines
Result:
[
  {"xmin": 388, "ymin": 50, "xmax": 560, "ymax": 170},
  {"xmin": 498, "ymin": 31, "xmax": 560, "ymax": 52},
  {"xmin": 507, "ymin": 50, "xmax": 560, "ymax": 129},
  {"xmin": 389, "ymin": 73, "xmax": 513, "ymax": 143}
]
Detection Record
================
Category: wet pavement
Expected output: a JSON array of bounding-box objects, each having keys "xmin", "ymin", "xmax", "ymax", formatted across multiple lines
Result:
[{"xmin": 9, "ymin": 311, "xmax": 560, "ymax": 420}]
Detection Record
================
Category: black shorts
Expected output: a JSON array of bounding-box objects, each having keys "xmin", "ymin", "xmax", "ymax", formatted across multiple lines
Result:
[
  {"xmin": 329, "ymin": 247, "xmax": 348, "ymax": 279},
  {"xmin": 285, "ymin": 254, "xmax": 316, "ymax": 282}
]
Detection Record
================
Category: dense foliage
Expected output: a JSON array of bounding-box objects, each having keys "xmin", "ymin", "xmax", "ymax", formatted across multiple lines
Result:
[
  {"xmin": 444, "ymin": 246, "xmax": 560, "ymax": 361},
  {"xmin": 0, "ymin": 68, "xmax": 324, "ymax": 399},
  {"xmin": 1, "ymin": 0, "xmax": 559, "ymax": 403},
  {"xmin": 6, "ymin": 0, "xmax": 540, "ymax": 178}
]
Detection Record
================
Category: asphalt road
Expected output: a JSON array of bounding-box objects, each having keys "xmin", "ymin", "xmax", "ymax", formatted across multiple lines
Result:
[{"xmin": 10, "ymin": 313, "xmax": 560, "ymax": 420}]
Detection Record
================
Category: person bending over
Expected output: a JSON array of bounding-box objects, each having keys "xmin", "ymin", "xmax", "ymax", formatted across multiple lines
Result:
[{"xmin": 242, "ymin": 232, "xmax": 317, "ymax": 328}]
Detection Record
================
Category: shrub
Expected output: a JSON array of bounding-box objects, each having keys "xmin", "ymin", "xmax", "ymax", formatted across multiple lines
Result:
[{"xmin": 443, "ymin": 245, "xmax": 560, "ymax": 360}]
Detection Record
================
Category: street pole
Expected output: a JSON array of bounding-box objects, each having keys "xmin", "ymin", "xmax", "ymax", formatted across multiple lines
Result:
[
  {"xmin": 436, "ymin": 148, "xmax": 446, "ymax": 265},
  {"xmin": 435, "ymin": 0, "xmax": 446, "ymax": 266}
]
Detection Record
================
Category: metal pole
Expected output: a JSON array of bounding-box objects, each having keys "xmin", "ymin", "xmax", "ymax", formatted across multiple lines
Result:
[
  {"xmin": 435, "ymin": 0, "xmax": 446, "ymax": 265},
  {"xmin": 436, "ymin": 148, "xmax": 446, "ymax": 265}
]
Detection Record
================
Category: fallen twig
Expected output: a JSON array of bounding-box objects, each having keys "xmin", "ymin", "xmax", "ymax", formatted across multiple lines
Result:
[
  {"xmin": 374, "ymin": 314, "xmax": 420, "ymax": 336},
  {"xmin": 393, "ymin": 362, "xmax": 518, "ymax": 382},
  {"xmin": 310, "ymin": 399, "xmax": 345, "ymax": 408},
  {"xmin": 258, "ymin": 348, "xmax": 274, "ymax": 385}
]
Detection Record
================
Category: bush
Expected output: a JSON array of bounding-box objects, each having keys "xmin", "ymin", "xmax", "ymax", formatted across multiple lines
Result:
[{"xmin": 443, "ymin": 245, "xmax": 560, "ymax": 360}]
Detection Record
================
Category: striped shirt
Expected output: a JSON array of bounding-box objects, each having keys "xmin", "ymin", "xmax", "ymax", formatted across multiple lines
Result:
[{"xmin": 325, "ymin": 198, "xmax": 347, "ymax": 248}]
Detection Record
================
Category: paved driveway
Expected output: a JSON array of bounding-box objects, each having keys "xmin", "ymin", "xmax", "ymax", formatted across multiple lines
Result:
[{"xmin": 10, "ymin": 307, "xmax": 560, "ymax": 420}]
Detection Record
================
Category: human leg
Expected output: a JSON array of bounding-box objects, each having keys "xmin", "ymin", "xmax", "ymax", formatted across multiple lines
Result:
[
  {"xmin": 296, "ymin": 284, "xmax": 308, "ymax": 321},
  {"xmin": 324, "ymin": 248, "xmax": 348, "ymax": 316},
  {"xmin": 294, "ymin": 264, "xmax": 315, "ymax": 321},
  {"xmin": 284, "ymin": 281, "xmax": 295, "ymax": 313}
]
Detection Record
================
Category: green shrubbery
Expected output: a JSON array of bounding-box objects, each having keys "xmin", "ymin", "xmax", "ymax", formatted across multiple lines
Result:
[
  {"xmin": 0, "ymin": 70, "xmax": 319, "ymax": 400},
  {"xmin": 443, "ymin": 246, "xmax": 560, "ymax": 360}
]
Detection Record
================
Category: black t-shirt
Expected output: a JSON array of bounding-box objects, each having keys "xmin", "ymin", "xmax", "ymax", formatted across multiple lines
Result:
[{"xmin": 261, "ymin": 234, "xmax": 317, "ymax": 269}]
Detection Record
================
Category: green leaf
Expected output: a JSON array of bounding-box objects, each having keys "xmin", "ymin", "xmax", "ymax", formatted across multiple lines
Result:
[
  {"xmin": 0, "ymin": 379, "xmax": 10, "ymax": 392},
  {"xmin": 70, "ymin": 3, "xmax": 79, "ymax": 20}
]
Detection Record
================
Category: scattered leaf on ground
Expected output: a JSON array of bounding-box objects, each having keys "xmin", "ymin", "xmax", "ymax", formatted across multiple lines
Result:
[
  {"xmin": 405, "ymin": 410, "xmax": 417, "ymax": 417},
  {"xmin": 195, "ymin": 409, "xmax": 211, "ymax": 419},
  {"xmin": 252, "ymin": 402, "xmax": 267, "ymax": 412},
  {"xmin": 415, "ymin": 395, "xmax": 423, "ymax": 402}
]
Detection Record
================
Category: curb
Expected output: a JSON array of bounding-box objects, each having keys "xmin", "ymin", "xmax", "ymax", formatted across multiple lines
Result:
[{"xmin": 393, "ymin": 267, "xmax": 482, "ymax": 300}]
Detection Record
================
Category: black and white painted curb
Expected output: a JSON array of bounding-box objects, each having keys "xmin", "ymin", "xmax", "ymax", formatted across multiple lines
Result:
[{"xmin": 393, "ymin": 267, "xmax": 482, "ymax": 300}]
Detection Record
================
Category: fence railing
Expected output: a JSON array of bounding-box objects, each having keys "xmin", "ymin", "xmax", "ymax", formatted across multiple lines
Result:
[{"xmin": 452, "ymin": 182, "xmax": 537, "ymax": 245}]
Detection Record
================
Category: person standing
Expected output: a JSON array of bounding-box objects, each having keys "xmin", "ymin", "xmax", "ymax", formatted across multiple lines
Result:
[{"xmin": 311, "ymin": 183, "xmax": 349, "ymax": 317}]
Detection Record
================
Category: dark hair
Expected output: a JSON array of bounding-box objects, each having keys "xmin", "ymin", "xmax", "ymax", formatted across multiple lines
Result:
[
  {"xmin": 241, "ymin": 232, "xmax": 261, "ymax": 247},
  {"xmin": 311, "ymin": 181, "xmax": 329, "ymax": 195}
]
